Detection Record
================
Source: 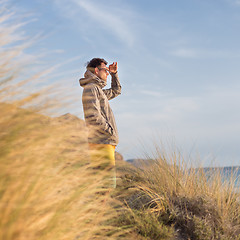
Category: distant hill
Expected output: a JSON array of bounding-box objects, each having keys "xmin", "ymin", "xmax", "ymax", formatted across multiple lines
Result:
[
  {"xmin": 127, "ymin": 158, "xmax": 240, "ymax": 173},
  {"xmin": 126, "ymin": 158, "xmax": 156, "ymax": 169}
]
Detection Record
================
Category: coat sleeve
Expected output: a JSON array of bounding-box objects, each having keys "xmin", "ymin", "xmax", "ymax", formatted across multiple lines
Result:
[
  {"xmin": 82, "ymin": 86, "xmax": 113, "ymax": 136},
  {"xmin": 103, "ymin": 72, "xmax": 121, "ymax": 100}
]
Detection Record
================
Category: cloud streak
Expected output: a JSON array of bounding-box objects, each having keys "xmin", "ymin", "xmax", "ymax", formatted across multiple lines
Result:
[
  {"xmin": 170, "ymin": 47, "xmax": 240, "ymax": 59},
  {"xmin": 227, "ymin": 0, "xmax": 240, "ymax": 6},
  {"xmin": 54, "ymin": 0, "xmax": 135, "ymax": 47}
]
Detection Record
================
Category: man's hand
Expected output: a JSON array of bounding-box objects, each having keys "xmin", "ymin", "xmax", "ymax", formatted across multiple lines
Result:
[{"xmin": 109, "ymin": 62, "xmax": 118, "ymax": 74}]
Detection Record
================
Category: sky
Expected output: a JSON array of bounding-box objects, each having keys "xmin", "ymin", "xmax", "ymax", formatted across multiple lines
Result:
[{"xmin": 3, "ymin": 0, "xmax": 240, "ymax": 166}]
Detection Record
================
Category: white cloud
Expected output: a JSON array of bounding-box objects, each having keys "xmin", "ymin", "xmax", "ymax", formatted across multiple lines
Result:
[
  {"xmin": 224, "ymin": 0, "xmax": 240, "ymax": 6},
  {"xmin": 139, "ymin": 90, "xmax": 167, "ymax": 97},
  {"xmin": 53, "ymin": 0, "xmax": 135, "ymax": 47},
  {"xmin": 170, "ymin": 47, "xmax": 240, "ymax": 59},
  {"xmin": 171, "ymin": 48, "xmax": 198, "ymax": 58},
  {"xmin": 231, "ymin": 0, "xmax": 240, "ymax": 5}
]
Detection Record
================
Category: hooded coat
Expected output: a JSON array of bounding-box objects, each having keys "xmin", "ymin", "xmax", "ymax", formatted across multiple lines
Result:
[{"xmin": 79, "ymin": 70, "xmax": 121, "ymax": 146}]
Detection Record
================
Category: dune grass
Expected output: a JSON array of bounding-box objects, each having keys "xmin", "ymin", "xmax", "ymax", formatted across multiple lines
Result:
[{"xmin": 114, "ymin": 152, "xmax": 240, "ymax": 240}]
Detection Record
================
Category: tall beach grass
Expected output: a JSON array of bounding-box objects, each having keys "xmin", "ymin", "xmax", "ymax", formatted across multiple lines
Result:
[{"xmin": 115, "ymin": 149, "xmax": 240, "ymax": 240}]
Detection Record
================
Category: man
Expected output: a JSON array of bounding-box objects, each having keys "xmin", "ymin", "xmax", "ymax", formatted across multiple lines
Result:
[{"xmin": 79, "ymin": 58, "xmax": 121, "ymax": 188}]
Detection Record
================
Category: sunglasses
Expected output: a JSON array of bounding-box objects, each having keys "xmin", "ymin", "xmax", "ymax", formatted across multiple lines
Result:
[{"xmin": 98, "ymin": 67, "xmax": 109, "ymax": 73}]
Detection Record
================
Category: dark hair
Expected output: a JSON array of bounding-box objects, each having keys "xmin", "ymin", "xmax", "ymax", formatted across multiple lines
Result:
[{"xmin": 87, "ymin": 58, "xmax": 108, "ymax": 68}]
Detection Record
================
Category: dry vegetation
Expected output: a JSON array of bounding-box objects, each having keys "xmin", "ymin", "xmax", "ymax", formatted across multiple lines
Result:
[
  {"xmin": 1, "ymin": 3, "xmax": 240, "ymax": 240},
  {"xmin": 0, "ymin": 6, "xmax": 131, "ymax": 240},
  {"xmin": 115, "ymin": 154, "xmax": 240, "ymax": 240},
  {"xmin": 0, "ymin": 102, "xmax": 132, "ymax": 240}
]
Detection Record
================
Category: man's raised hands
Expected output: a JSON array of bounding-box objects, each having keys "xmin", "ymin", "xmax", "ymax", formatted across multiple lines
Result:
[{"xmin": 109, "ymin": 62, "xmax": 118, "ymax": 74}]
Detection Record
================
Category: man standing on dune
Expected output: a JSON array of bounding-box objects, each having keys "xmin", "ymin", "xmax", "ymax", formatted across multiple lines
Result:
[{"xmin": 79, "ymin": 58, "xmax": 121, "ymax": 188}]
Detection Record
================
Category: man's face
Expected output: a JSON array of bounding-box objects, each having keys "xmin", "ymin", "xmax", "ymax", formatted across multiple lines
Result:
[{"xmin": 95, "ymin": 62, "xmax": 109, "ymax": 82}]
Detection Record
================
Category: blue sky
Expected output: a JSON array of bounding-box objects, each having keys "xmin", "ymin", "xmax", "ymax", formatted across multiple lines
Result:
[{"xmin": 4, "ymin": 0, "xmax": 240, "ymax": 166}]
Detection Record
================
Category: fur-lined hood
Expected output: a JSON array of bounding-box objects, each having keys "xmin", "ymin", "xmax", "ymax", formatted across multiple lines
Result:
[{"xmin": 79, "ymin": 70, "xmax": 107, "ymax": 89}]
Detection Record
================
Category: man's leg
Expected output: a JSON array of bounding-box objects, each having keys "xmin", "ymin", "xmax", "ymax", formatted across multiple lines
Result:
[{"xmin": 88, "ymin": 143, "xmax": 116, "ymax": 188}]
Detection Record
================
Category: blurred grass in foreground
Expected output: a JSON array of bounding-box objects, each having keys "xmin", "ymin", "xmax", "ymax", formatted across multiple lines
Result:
[
  {"xmin": 0, "ymin": 102, "xmax": 131, "ymax": 240},
  {"xmin": 0, "ymin": 5, "xmax": 130, "ymax": 240}
]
